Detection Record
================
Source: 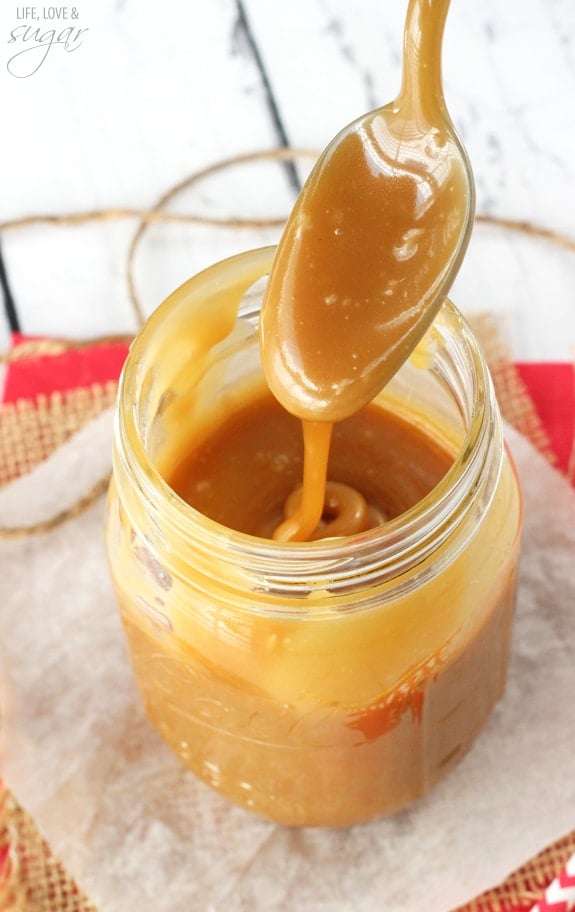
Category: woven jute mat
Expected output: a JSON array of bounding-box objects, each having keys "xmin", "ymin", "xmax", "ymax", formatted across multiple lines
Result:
[
  {"xmin": 0, "ymin": 326, "xmax": 573, "ymax": 912},
  {"xmin": 0, "ymin": 383, "xmax": 118, "ymax": 488}
]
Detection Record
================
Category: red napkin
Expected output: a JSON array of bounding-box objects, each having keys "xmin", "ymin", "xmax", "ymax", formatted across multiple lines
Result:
[
  {"xmin": 515, "ymin": 362, "xmax": 574, "ymax": 477},
  {"xmin": 2, "ymin": 333, "xmax": 130, "ymax": 404}
]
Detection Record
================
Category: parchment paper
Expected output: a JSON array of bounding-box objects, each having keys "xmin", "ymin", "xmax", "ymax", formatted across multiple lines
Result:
[{"xmin": 0, "ymin": 410, "xmax": 574, "ymax": 912}]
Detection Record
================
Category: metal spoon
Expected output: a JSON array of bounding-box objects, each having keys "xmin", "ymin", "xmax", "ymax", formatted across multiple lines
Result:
[{"xmin": 260, "ymin": 0, "xmax": 475, "ymax": 423}]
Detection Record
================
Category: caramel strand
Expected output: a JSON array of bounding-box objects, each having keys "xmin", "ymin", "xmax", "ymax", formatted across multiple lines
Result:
[
  {"xmin": 273, "ymin": 420, "xmax": 333, "ymax": 542},
  {"xmin": 282, "ymin": 481, "xmax": 384, "ymax": 541}
]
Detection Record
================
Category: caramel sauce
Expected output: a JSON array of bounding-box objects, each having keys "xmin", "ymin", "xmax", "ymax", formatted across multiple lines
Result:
[
  {"xmin": 259, "ymin": 135, "xmax": 467, "ymax": 423},
  {"xmin": 168, "ymin": 393, "xmax": 453, "ymax": 539},
  {"xmin": 259, "ymin": 0, "xmax": 472, "ymax": 541}
]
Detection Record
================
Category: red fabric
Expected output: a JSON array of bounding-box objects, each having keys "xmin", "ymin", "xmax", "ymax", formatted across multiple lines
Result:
[
  {"xmin": 2, "ymin": 333, "xmax": 129, "ymax": 404},
  {"xmin": 516, "ymin": 361, "xmax": 575, "ymax": 476}
]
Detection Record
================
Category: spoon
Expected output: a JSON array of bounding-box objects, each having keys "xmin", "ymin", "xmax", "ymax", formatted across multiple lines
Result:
[{"xmin": 260, "ymin": 0, "xmax": 475, "ymax": 424}]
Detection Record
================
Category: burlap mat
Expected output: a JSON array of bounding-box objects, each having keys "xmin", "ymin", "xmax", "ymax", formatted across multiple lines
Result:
[
  {"xmin": 0, "ymin": 324, "xmax": 573, "ymax": 912},
  {"xmin": 0, "ymin": 384, "xmax": 118, "ymax": 488}
]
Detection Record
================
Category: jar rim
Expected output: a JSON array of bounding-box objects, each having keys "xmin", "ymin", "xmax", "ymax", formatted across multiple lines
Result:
[{"xmin": 116, "ymin": 246, "xmax": 499, "ymax": 592}]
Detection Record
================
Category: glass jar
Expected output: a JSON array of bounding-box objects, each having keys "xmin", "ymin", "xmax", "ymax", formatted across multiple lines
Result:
[{"xmin": 105, "ymin": 246, "xmax": 522, "ymax": 827}]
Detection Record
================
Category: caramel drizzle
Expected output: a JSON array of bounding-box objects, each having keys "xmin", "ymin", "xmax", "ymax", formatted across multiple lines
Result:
[{"xmin": 266, "ymin": 0, "xmax": 461, "ymax": 542}]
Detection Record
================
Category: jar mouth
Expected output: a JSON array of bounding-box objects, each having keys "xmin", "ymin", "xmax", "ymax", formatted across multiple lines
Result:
[{"xmin": 117, "ymin": 247, "xmax": 500, "ymax": 594}]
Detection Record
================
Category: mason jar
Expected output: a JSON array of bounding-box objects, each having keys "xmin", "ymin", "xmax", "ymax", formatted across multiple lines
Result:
[{"xmin": 105, "ymin": 246, "xmax": 522, "ymax": 827}]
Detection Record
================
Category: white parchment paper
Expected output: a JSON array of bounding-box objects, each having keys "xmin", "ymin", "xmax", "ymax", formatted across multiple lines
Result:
[{"xmin": 0, "ymin": 410, "xmax": 574, "ymax": 912}]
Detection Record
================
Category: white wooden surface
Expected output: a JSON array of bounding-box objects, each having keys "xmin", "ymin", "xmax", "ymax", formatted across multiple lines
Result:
[{"xmin": 1, "ymin": 0, "xmax": 574, "ymax": 362}]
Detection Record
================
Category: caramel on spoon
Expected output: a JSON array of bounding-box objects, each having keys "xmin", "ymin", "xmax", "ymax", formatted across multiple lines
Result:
[{"xmin": 260, "ymin": 0, "xmax": 475, "ymax": 425}]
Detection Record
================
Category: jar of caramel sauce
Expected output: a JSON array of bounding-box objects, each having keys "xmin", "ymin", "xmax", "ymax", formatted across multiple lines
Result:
[{"xmin": 105, "ymin": 246, "xmax": 522, "ymax": 827}]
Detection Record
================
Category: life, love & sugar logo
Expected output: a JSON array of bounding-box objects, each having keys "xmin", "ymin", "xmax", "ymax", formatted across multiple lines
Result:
[{"xmin": 7, "ymin": 7, "xmax": 89, "ymax": 78}]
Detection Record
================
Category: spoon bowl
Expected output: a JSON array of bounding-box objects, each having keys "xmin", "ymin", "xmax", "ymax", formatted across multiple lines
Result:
[{"xmin": 260, "ymin": 0, "xmax": 475, "ymax": 423}]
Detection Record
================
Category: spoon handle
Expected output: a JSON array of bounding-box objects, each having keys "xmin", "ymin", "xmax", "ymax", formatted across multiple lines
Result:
[{"xmin": 399, "ymin": 0, "xmax": 452, "ymax": 120}]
